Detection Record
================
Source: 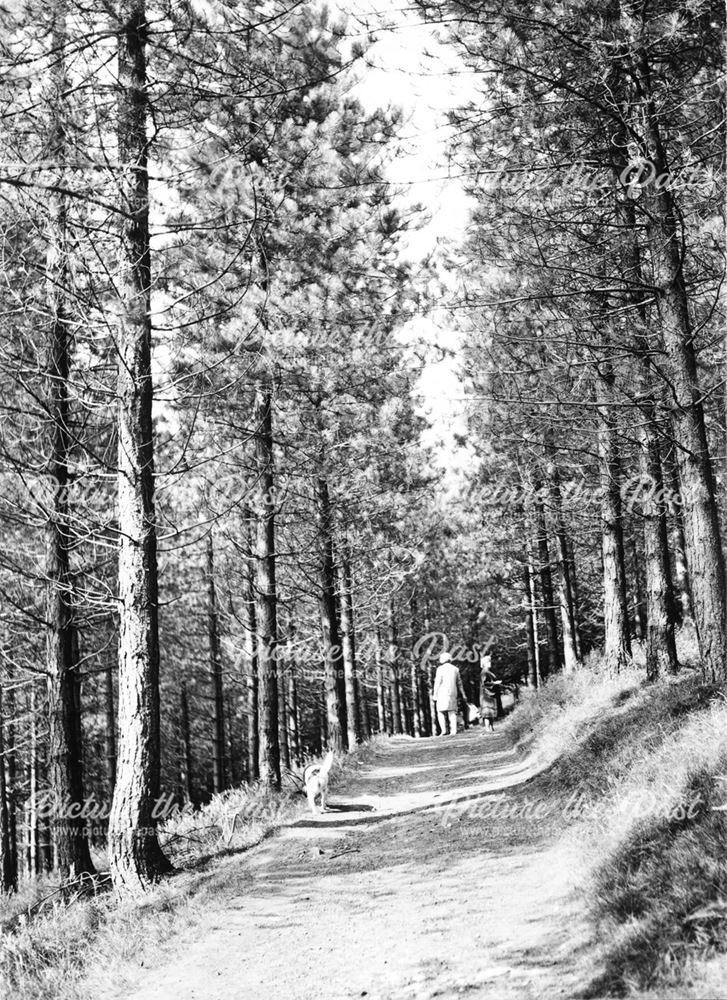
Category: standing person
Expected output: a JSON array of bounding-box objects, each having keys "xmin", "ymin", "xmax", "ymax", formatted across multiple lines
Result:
[{"xmin": 433, "ymin": 652, "xmax": 466, "ymax": 736}]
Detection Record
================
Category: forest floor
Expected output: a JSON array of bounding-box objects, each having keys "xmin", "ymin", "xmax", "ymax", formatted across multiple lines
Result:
[{"xmin": 107, "ymin": 728, "xmax": 599, "ymax": 1000}]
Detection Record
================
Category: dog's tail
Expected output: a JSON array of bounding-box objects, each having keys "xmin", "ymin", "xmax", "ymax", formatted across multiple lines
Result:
[{"xmin": 318, "ymin": 750, "xmax": 334, "ymax": 780}]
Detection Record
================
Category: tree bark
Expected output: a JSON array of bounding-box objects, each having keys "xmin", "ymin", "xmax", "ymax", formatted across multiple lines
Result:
[
  {"xmin": 206, "ymin": 534, "xmax": 226, "ymax": 794},
  {"xmin": 314, "ymin": 467, "xmax": 347, "ymax": 751},
  {"xmin": 531, "ymin": 481, "xmax": 561, "ymax": 676},
  {"xmin": 179, "ymin": 680, "xmax": 194, "ymax": 805},
  {"xmin": 597, "ymin": 373, "xmax": 632, "ymax": 672},
  {"xmin": 43, "ymin": 0, "xmax": 94, "ymax": 882},
  {"xmin": 338, "ymin": 547, "xmax": 359, "ymax": 747},
  {"xmin": 630, "ymin": 46, "xmax": 727, "ymax": 680},
  {"xmin": 252, "ymin": 384, "xmax": 280, "ymax": 789},
  {"xmin": 387, "ymin": 604, "xmax": 403, "ymax": 735},
  {"xmin": 27, "ymin": 682, "xmax": 39, "ymax": 875},
  {"xmin": 630, "ymin": 537, "xmax": 647, "ymax": 642},
  {"xmin": 409, "ymin": 592, "xmax": 423, "ymax": 737},
  {"xmin": 565, "ymin": 536, "xmax": 584, "ymax": 659},
  {"xmin": 286, "ymin": 636, "xmax": 301, "ymax": 769},
  {"xmin": 523, "ymin": 560, "xmax": 538, "ymax": 688},
  {"xmin": 664, "ymin": 452, "xmax": 693, "ymax": 622},
  {"xmin": 375, "ymin": 632, "xmax": 386, "ymax": 734},
  {"xmin": 108, "ymin": 0, "xmax": 172, "ymax": 894},
  {"xmin": 104, "ymin": 659, "xmax": 117, "ymax": 801},
  {"xmin": 640, "ymin": 418, "xmax": 679, "ymax": 679},
  {"xmin": 543, "ymin": 443, "xmax": 580, "ymax": 672},
  {"xmin": 242, "ymin": 515, "xmax": 259, "ymax": 781},
  {"xmin": 0, "ymin": 682, "xmax": 16, "ymax": 893}
]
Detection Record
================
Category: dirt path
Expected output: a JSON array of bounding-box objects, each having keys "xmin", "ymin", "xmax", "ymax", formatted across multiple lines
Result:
[{"xmin": 119, "ymin": 729, "xmax": 596, "ymax": 1000}]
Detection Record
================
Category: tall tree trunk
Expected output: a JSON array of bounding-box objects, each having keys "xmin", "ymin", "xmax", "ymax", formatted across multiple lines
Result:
[
  {"xmin": 104, "ymin": 659, "xmax": 117, "ymax": 801},
  {"xmin": 566, "ymin": 536, "xmax": 584, "ymax": 659},
  {"xmin": 4, "ymin": 665, "xmax": 18, "ymax": 882},
  {"xmin": 226, "ymin": 696, "xmax": 239, "ymax": 787},
  {"xmin": 664, "ymin": 453, "xmax": 693, "ymax": 622},
  {"xmin": 338, "ymin": 547, "xmax": 359, "ymax": 747},
  {"xmin": 0, "ymin": 682, "xmax": 15, "ymax": 893},
  {"xmin": 253, "ymin": 384, "xmax": 280, "ymax": 789},
  {"xmin": 387, "ymin": 604, "xmax": 403, "ymax": 736},
  {"xmin": 409, "ymin": 591, "xmax": 423, "ymax": 737},
  {"xmin": 359, "ymin": 677, "xmax": 371, "ymax": 740},
  {"xmin": 423, "ymin": 606, "xmax": 437, "ymax": 735},
  {"xmin": 375, "ymin": 632, "xmax": 386, "ymax": 734},
  {"xmin": 286, "ymin": 643, "xmax": 301, "ymax": 769},
  {"xmin": 44, "ymin": 1, "xmax": 94, "ymax": 882},
  {"xmin": 314, "ymin": 465, "xmax": 347, "ymax": 751},
  {"xmin": 543, "ymin": 445, "xmax": 580, "ymax": 672},
  {"xmin": 597, "ymin": 374, "xmax": 632, "ymax": 672},
  {"xmin": 276, "ymin": 632, "xmax": 290, "ymax": 774},
  {"xmin": 206, "ymin": 534, "xmax": 226, "ymax": 794},
  {"xmin": 242, "ymin": 516, "xmax": 259, "ymax": 781},
  {"xmin": 27, "ymin": 682, "xmax": 39, "ymax": 875},
  {"xmin": 531, "ymin": 482, "xmax": 561, "ymax": 676},
  {"xmin": 317, "ymin": 681, "xmax": 327, "ymax": 753},
  {"xmin": 630, "ymin": 46, "xmax": 726, "ymax": 680},
  {"xmin": 526, "ymin": 541, "xmax": 542, "ymax": 685},
  {"xmin": 179, "ymin": 680, "xmax": 194, "ymax": 806},
  {"xmin": 523, "ymin": 560, "xmax": 538, "ymax": 688},
  {"xmin": 108, "ymin": 0, "xmax": 171, "ymax": 893},
  {"xmin": 630, "ymin": 537, "xmax": 647, "ymax": 642},
  {"xmin": 638, "ymin": 409, "xmax": 679, "ymax": 679}
]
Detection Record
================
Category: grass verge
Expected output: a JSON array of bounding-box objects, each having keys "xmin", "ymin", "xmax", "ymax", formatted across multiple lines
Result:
[{"xmin": 504, "ymin": 629, "xmax": 727, "ymax": 998}]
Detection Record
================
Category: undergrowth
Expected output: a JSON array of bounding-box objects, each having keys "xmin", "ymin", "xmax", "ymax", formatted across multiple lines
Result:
[{"xmin": 0, "ymin": 743, "xmax": 373, "ymax": 1000}]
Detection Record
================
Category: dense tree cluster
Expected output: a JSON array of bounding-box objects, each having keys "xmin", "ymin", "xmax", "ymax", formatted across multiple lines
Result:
[{"xmin": 0, "ymin": 0, "xmax": 723, "ymax": 899}]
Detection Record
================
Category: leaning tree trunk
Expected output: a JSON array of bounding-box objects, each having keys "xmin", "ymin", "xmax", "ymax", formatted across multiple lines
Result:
[
  {"xmin": 44, "ymin": 0, "xmax": 94, "ymax": 882},
  {"xmin": 206, "ymin": 534, "xmax": 226, "ymax": 793},
  {"xmin": 108, "ymin": 0, "xmax": 172, "ymax": 894},
  {"xmin": 596, "ymin": 372, "xmax": 632, "ymax": 672},
  {"xmin": 253, "ymin": 383, "xmax": 280, "ymax": 789}
]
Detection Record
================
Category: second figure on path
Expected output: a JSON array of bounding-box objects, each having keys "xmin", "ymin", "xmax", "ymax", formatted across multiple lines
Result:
[{"xmin": 433, "ymin": 651, "xmax": 466, "ymax": 736}]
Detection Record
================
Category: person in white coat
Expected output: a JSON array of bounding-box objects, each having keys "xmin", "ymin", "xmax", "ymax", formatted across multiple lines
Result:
[{"xmin": 433, "ymin": 651, "xmax": 466, "ymax": 736}]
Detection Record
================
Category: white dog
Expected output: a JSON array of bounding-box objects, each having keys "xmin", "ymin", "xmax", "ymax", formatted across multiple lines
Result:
[{"xmin": 303, "ymin": 751, "xmax": 334, "ymax": 814}]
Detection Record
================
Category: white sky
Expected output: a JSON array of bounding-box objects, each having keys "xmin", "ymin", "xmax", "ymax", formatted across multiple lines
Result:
[{"xmin": 343, "ymin": 2, "xmax": 475, "ymax": 488}]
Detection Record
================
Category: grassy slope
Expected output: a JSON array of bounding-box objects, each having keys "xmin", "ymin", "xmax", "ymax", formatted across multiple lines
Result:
[{"xmin": 502, "ymin": 645, "xmax": 727, "ymax": 999}]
